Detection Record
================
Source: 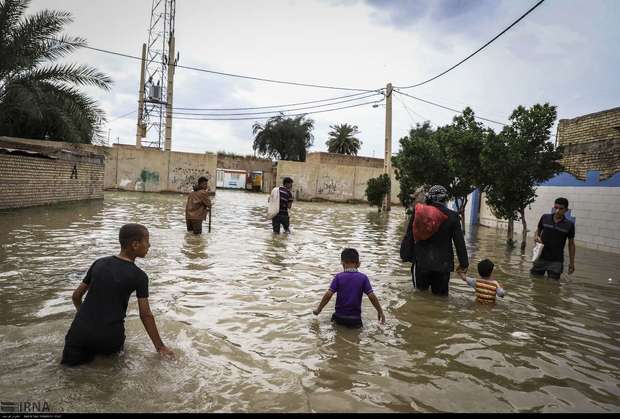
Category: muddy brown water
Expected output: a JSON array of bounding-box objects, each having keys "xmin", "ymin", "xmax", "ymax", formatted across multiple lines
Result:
[{"xmin": 0, "ymin": 190, "xmax": 619, "ymax": 413}]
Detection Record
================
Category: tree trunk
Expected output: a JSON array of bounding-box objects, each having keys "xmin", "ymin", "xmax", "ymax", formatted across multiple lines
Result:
[
  {"xmin": 456, "ymin": 197, "xmax": 468, "ymax": 234},
  {"xmin": 507, "ymin": 219, "xmax": 515, "ymax": 247},
  {"xmin": 520, "ymin": 209, "xmax": 527, "ymax": 252}
]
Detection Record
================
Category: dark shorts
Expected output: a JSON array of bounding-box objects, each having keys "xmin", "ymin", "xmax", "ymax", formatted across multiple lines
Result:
[
  {"xmin": 61, "ymin": 321, "xmax": 125, "ymax": 367},
  {"xmin": 186, "ymin": 219, "xmax": 203, "ymax": 235},
  {"xmin": 331, "ymin": 313, "xmax": 363, "ymax": 328},
  {"xmin": 531, "ymin": 259, "xmax": 563, "ymax": 279},
  {"xmin": 414, "ymin": 267, "xmax": 450, "ymax": 295},
  {"xmin": 272, "ymin": 213, "xmax": 290, "ymax": 233}
]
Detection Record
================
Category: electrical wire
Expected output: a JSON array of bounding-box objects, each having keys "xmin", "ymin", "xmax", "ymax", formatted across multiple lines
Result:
[
  {"xmin": 173, "ymin": 90, "xmax": 379, "ymax": 111},
  {"xmin": 42, "ymin": 36, "xmax": 378, "ymax": 93},
  {"xmin": 394, "ymin": 89, "xmax": 507, "ymax": 126},
  {"xmin": 171, "ymin": 92, "xmax": 383, "ymax": 116},
  {"xmin": 171, "ymin": 98, "xmax": 383, "ymax": 121},
  {"xmin": 108, "ymin": 109, "xmax": 136, "ymax": 122},
  {"xmin": 395, "ymin": 0, "xmax": 545, "ymax": 89}
]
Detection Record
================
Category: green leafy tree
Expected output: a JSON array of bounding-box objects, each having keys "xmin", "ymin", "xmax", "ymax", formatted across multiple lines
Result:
[
  {"xmin": 393, "ymin": 108, "xmax": 490, "ymax": 229},
  {"xmin": 365, "ymin": 173, "xmax": 390, "ymax": 212},
  {"xmin": 0, "ymin": 0, "xmax": 112, "ymax": 144},
  {"xmin": 252, "ymin": 115, "xmax": 314, "ymax": 161},
  {"xmin": 326, "ymin": 123, "xmax": 362, "ymax": 155},
  {"xmin": 481, "ymin": 103, "xmax": 563, "ymax": 247}
]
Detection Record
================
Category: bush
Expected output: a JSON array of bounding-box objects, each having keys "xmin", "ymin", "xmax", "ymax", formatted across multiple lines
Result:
[{"xmin": 365, "ymin": 174, "xmax": 391, "ymax": 212}]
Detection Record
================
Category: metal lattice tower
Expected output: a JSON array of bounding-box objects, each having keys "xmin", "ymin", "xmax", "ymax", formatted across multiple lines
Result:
[{"xmin": 136, "ymin": 0, "xmax": 177, "ymax": 150}]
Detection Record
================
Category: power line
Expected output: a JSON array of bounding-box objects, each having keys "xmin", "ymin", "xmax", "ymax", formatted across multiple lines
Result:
[
  {"xmin": 108, "ymin": 109, "xmax": 136, "ymax": 123},
  {"xmin": 395, "ymin": 94, "xmax": 431, "ymax": 126},
  {"xmin": 171, "ymin": 98, "xmax": 383, "ymax": 121},
  {"xmin": 395, "ymin": 0, "xmax": 546, "ymax": 89},
  {"xmin": 171, "ymin": 92, "xmax": 383, "ymax": 116},
  {"xmin": 394, "ymin": 89, "xmax": 507, "ymax": 126},
  {"xmin": 43, "ymin": 36, "xmax": 377, "ymax": 93},
  {"xmin": 174, "ymin": 90, "xmax": 379, "ymax": 111}
]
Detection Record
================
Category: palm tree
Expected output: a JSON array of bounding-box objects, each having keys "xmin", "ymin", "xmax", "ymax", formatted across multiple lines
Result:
[
  {"xmin": 252, "ymin": 115, "xmax": 314, "ymax": 161},
  {"xmin": 326, "ymin": 123, "xmax": 362, "ymax": 155},
  {"xmin": 0, "ymin": 0, "xmax": 112, "ymax": 144}
]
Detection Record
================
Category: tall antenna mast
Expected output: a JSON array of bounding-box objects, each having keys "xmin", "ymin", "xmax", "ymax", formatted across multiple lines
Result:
[{"xmin": 136, "ymin": 0, "xmax": 177, "ymax": 150}]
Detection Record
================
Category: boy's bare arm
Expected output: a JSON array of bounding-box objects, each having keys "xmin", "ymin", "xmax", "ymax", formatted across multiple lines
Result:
[
  {"xmin": 72, "ymin": 283, "xmax": 89, "ymax": 310},
  {"xmin": 313, "ymin": 290, "xmax": 334, "ymax": 315},
  {"xmin": 367, "ymin": 292, "xmax": 385, "ymax": 324},
  {"xmin": 138, "ymin": 298, "xmax": 174, "ymax": 358}
]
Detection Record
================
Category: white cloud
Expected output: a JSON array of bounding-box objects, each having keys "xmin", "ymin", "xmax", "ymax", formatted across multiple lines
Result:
[{"xmin": 27, "ymin": 0, "xmax": 620, "ymax": 155}]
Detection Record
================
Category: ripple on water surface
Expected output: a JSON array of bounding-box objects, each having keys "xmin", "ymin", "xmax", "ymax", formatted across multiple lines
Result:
[{"xmin": 0, "ymin": 190, "xmax": 619, "ymax": 412}]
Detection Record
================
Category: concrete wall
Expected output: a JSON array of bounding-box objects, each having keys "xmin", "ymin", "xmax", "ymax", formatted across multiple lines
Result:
[
  {"xmin": 477, "ymin": 171, "xmax": 620, "ymax": 254},
  {"xmin": 107, "ymin": 144, "xmax": 217, "ymax": 193},
  {"xmin": 1, "ymin": 137, "xmax": 217, "ymax": 194},
  {"xmin": 0, "ymin": 140, "xmax": 104, "ymax": 210},
  {"xmin": 276, "ymin": 152, "xmax": 400, "ymax": 204}
]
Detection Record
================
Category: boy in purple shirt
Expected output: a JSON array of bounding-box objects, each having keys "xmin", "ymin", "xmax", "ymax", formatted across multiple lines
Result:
[{"xmin": 313, "ymin": 248, "xmax": 385, "ymax": 328}]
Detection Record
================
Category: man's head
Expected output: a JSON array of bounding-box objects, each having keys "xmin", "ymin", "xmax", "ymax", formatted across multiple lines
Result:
[
  {"xmin": 410, "ymin": 185, "xmax": 428, "ymax": 206},
  {"xmin": 341, "ymin": 248, "xmax": 360, "ymax": 269},
  {"xmin": 119, "ymin": 224, "xmax": 150, "ymax": 257},
  {"xmin": 478, "ymin": 259, "xmax": 494, "ymax": 278},
  {"xmin": 426, "ymin": 185, "xmax": 449, "ymax": 204},
  {"xmin": 197, "ymin": 176, "xmax": 209, "ymax": 190},
  {"xmin": 283, "ymin": 177, "xmax": 293, "ymax": 190},
  {"xmin": 553, "ymin": 197, "xmax": 569, "ymax": 217}
]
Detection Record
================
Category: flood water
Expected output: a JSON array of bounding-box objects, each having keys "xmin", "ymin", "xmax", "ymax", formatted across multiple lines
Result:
[{"xmin": 1, "ymin": 190, "xmax": 619, "ymax": 413}]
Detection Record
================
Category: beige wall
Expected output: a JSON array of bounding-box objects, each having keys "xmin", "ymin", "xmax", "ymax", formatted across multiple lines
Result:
[
  {"xmin": 107, "ymin": 145, "xmax": 217, "ymax": 193},
  {"xmin": 0, "ymin": 149, "xmax": 104, "ymax": 210},
  {"xmin": 276, "ymin": 152, "xmax": 400, "ymax": 204},
  {"xmin": 557, "ymin": 107, "xmax": 620, "ymax": 181},
  {"xmin": 1, "ymin": 138, "xmax": 217, "ymax": 194}
]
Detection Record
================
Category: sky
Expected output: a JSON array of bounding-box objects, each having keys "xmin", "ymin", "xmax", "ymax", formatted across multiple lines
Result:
[{"xmin": 28, "ymin": 0, "xmax": 620, "ymax": 157}]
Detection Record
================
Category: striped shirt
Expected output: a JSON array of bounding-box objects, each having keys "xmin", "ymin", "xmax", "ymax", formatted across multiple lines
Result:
[
  {"xmin": 466, "ymin": 277, "xmax": 505, "ymax": 304},
  {"xmin": 278, "ymin": 186, "xmax": 293, "ymax": 214}
]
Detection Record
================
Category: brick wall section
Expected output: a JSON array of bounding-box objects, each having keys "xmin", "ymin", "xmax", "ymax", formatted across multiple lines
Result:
[
  {"xmin": 0, "ymin": 153, "xmax": 104, "ymax": 210},
  {"xmin": 306, "ymin": 152, "xmax": 385, "ymax": 168},
  {"xmin": 557, "ymin": 107, "xmax": 620, "ymax": 180}
]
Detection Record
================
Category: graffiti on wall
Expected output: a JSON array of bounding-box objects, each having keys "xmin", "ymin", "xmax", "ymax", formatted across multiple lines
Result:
[
  {"xmin": 317, "ymin": 178, "xmax": 338, "ymax": 195},
  {"xmin": 171, "ymin": 167, "xmax": 211, "ymax": 192},
  {"xmin": 134, "ymin": 169, "xmax": 160, "ymax": 192}
]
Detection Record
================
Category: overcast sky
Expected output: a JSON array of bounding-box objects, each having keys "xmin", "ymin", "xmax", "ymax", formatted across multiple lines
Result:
[{"xmin": 28, "ymin": 0, "xmax": 620, "ymax": 156}]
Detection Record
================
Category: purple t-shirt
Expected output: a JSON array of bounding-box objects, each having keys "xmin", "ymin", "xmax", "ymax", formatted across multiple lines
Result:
[{"xmin": 329, "ymin": 271, "xmax": 374, "ymax": 318}]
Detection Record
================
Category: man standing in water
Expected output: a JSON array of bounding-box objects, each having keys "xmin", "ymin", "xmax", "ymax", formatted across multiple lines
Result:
[
  {"xmin": 272, "ymin": 177, "xmax": 294, "ymax": 234},
  {"xmin": 531, "ymin": 197, "xmax": 576, "ymax": 279},
  {"xmin": 186, "ymin": 176, "xmax": 212, "ymax": 235},
  {"xmin": 411, "ymin": 185, "xmax": 469, "ymax": 295}
]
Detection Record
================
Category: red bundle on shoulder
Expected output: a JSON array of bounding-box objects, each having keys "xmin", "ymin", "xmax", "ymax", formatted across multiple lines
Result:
[{"xmin": 413, "ymin": 203, "xmax": 448, "ymax": 241}]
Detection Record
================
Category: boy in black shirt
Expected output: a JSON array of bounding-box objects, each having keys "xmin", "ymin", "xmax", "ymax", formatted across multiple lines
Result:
[{"xmin": 61, "ymin": 224, "xmax": 174, "ymax": 366}]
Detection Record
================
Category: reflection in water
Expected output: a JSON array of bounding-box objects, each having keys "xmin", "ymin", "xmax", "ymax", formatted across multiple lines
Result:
[{"xmin": 0, "ymin": 190, "xmax": 619, "ymax": 413}]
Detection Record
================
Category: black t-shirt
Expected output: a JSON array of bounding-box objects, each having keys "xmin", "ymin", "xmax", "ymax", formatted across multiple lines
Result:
[
  {"xmin": 538, "ymin": 214, "xmax": 575, "ymax": 262},
  {"xmin": 74, "ymin": 256, "xmax": 149, "ymax": 330}
]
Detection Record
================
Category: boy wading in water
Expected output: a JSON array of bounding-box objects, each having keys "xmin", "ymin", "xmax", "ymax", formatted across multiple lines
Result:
[
  {"xmin": 313, "ymin": 248, "xmax": 385, "ymax": 328},
  {"xmin": 458, "ymin": 259, "xmax": 506, "ymax": 304},
  {"xmin": 186, "ymin": 176, "xmax": 212, "ymax": 235},
  {"xmin": 61, "ymin": 224, "xmax": 174, "ymax": 366}
]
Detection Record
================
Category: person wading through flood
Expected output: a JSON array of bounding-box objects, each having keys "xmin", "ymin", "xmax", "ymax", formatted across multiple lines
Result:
[
  {"xmin": 409, "ymin": 185, "xmax": 469, "ymax": 295},
  {"xmin": 185, "ymin": 176, "xmax": 212, "ymax": 235},
  {"xmin": 268, "ymin": 177, "xmax": 294, "ymax": 234},
  {"xmin": 400, "ymin": 185, "xmax": 429, "ymax": 287}
]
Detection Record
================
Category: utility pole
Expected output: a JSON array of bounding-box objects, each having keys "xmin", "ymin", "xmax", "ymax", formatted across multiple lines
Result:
[
  {"xmin": 136, "ymin": 43, "xmax": 147, "ymax": 148},
  {"xmin": 383, "ymin": 83, "xmax": 393, "ymax": 211},
  {"xmin": 164, "ymin": 36, "xmax": 176, "ymax": 151}
]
